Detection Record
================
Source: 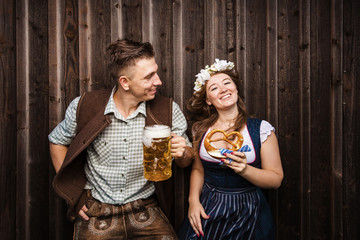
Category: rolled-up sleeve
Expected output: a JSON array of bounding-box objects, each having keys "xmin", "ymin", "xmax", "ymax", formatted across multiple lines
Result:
[
  {"xmin": 48, "ymin": 97, "xmax": 80, "ymax": 145},
  {"xmin": 171, "ymin": 101, "xmax": 191, "ymax": 146}
]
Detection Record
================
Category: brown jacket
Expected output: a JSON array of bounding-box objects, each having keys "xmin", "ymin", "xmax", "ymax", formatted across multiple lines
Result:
[{"xmin": 52, "ymin": 89, "xmax": 176, "ymax": 223}]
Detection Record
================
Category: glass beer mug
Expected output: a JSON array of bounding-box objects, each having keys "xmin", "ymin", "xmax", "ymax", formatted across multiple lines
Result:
[{"xmin": 142, "ymin": 125, "xmax": 172, "ymax": 181}]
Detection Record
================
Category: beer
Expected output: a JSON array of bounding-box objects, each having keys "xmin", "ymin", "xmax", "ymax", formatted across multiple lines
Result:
[{"xmin": 142, "ymin": 125, "xmax": 172, "ymax": 181}]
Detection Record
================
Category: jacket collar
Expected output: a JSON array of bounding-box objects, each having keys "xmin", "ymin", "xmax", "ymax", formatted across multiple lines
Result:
[{"xmin": 104, "ymin": 87, "xmax": 147, "ymax": 120}]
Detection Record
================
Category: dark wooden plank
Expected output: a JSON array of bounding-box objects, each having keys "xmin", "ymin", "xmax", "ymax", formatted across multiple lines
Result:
[
  {"xmin": 343, "ymin": 0, "xmax": 360, "ymax": 239},
  {"xmin": 330, "ymin": 0, "xmax": 343, "ymax": 239},
  {"xmin": 235, "ymin": 0, "xmax": 247, "ymax": 105},
  {"xmin": 27, "ymin": 0, "xmax": 50, "ymax": 238},
  {"xmin": 48, "ymin": 0, "xmax": 65, "ymax": 132},
  {"xmin": 204, "ymin": 0, "xmax": 237, "ymax": 62},
  {"xmin": 204, "ymin": 0, "xmax": 227, "ymax": 61},
  {"xmin": 266, "ymin": 0, "xmax": 279, "ymax": 126},
  {"xmin": 15, "ymin": 0, "xmax": 50, "ymax": 239},
  {"xmin": 173, "ymin": 0, "xmax": 185, "ymax": 106},
  {"xmin": 277, "ymin": 0, "xmax": 303, "ymax": 239},
  {"xmin": 147, "ymin": 0, "xmax": 174, "ymax": 97},
  {"xmin": 224, "ymin": 0, "xmax": 237, "ymax": 62},
  {"xmin": 63, "ymin": 0, "xmax": 80, "ymax": 105},
  {"xmin": 204, "ymin": 0, "xmax": 215, "ymax": 61},
  {"xmin": 87, "ymin": 0, "xmax": 111, "ymax": 91},
  {"xmin": 299, "ymin": 0, "xmax": 311, "ymax": 239},
  {"xmin": 122, "ymin": 0, "xmax": 142, "ymax": 41},
  {"xmin": 182, "ymin": 0, "xmax": 205, "ymax": 108},
  {"xmin": 48, "ymin": 0, "xmax": 74, "ymax": 239},
  {"xmin": 265, "ymin": 0, "xmax": 280, "ymax": 236},
  {"xmin": 309, "ymin": 0, "xmax": 332, "ymax": 239},
  {"xmin": 78, "ymin": 0, "xmax": 91, "ymax": 93},
  {"xmin": 110, "ymin": 0, "xmax": 123, "ymax": 41},
  {"xmin": 15, "ymin": 0, "xmax": 29, "ymax": 238},
  {"xmin": 0, "ymin": 0, "xmax": 17, "ymax": 239},
  {"xmin": 245, "ymin": 0, "xmax": 267, "ymax": 118}
]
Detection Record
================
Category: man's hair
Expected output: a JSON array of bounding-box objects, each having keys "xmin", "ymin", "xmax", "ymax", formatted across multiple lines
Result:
[{"xmin": 106, "ymin": 39, "xmax": 155, "ymax": 82}]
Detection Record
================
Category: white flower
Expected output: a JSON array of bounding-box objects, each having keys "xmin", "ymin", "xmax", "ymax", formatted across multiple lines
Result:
[
  {"xmin": 193, "ymin": 59, "xmax": 235, "ymax": 93},
  {"xmin": 194, "ymin": 80, "xmax": 203, "ymax": 92},
  {"xmin": 196, "ymin": 69, "xmax": 210, "ymax": 83},
  {"xmin": 213, "ymin": 59, "xmax": 234, "ymax": 72},
  {"xmin": 209, "ymin": 64, "xmax": 218, "ymax": 72}
]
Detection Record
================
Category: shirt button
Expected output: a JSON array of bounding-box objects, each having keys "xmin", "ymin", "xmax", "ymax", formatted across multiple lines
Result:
[
  {"xmin": 124, "ymin": 139, "xmax": 127, "ymax": 142},
  {"xmin": 123, "ymin": 156, "xmax": 126, "ymax": 160},
  {"xmin": 121, "ymin": 174, "xmax": 125, "ymax": 177},
  {"xmin": 120, "ymin": 189, "xmax": 123, "ymax": 192}
]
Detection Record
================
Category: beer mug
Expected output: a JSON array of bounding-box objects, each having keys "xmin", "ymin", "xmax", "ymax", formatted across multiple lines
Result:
[{"xmin": 142, "ymin": 125, "xmax": 172, "ymax": 181}]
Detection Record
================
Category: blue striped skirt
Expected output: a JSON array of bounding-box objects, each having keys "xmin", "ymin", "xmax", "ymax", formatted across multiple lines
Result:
[{"xmin": 178, "ymin": 183, "xmax": 275, "ymax": 240}]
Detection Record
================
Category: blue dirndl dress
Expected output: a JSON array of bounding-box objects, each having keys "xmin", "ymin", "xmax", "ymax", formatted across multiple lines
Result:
[{"xmin": 178, "ymin": 118, "xmax": 275, "ymax": 240}]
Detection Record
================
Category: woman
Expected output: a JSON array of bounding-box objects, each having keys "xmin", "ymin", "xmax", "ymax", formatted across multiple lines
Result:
[{"xmin": 179, "ymin": 59, "xmax": 283, "ymax": 239}]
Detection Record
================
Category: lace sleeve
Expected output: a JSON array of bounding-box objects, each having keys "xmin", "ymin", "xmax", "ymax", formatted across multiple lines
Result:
[{"xmin": 260, "ymin": 120, "xmax": 275, "ymax": 144}]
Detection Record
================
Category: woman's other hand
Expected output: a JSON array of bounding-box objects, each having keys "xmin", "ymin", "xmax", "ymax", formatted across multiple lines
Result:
[{"xmin": 188, "ymin": 201, "xmax": 209, "ymax": 237}]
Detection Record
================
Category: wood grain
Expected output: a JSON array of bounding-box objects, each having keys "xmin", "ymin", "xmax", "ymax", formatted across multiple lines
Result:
[{"xmin": 1, "ymin": 0, "xmax": 359, "ymax": 239}]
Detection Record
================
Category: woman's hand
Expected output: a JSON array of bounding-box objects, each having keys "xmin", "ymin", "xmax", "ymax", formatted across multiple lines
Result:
[
  {"xmin": 221, "ymin": 151, "xmax": 248, "ymax": 175},
  {"xmin": 188, "ymin": 200, "xmax": 209, "ymax": 237}
]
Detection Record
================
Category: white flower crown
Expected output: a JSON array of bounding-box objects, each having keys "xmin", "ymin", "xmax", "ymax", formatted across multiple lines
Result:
[{"xmin": 194, "ymin": 59, "xmax": 235, "ymax": 92}]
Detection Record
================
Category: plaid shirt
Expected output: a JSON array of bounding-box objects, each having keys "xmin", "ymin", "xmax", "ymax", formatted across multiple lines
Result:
[{"xmin": 49, "ymin": 89, "xmax": 191, "ymax": 205}]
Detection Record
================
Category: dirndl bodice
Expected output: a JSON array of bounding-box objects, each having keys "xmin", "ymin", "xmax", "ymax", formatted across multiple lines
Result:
[{"xmin": 178, "ymin": 118, "xmax": 275, "ymax": 240}]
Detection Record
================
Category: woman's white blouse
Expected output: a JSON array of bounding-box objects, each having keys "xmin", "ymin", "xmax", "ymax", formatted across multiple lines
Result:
[{"xmin": 199, "ymin": 120, "xmax": 275, "ymax": 164}]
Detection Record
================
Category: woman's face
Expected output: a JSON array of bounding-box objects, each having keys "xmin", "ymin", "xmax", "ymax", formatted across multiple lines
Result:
[{"xmin": 205, "ymin": 73, "xmax": 238, "ymax": 110}]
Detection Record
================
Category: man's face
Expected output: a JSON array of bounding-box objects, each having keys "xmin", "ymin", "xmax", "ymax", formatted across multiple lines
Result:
[{"xmin": 126, "ymin": 57, "xmax": 162, "ymax": 101}]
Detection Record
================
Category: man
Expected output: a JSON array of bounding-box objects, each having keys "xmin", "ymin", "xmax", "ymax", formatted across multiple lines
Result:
[{"xmin": 49, "ymin": 39, "xmax": 193, "ymax": 239}]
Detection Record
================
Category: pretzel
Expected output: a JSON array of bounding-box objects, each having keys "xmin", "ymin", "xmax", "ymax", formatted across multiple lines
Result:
[{"xmin": 204, "ymin": 129, "xmax": 244, "ymax": 158}]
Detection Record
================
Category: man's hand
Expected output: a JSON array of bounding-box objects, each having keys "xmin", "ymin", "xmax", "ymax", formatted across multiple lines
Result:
[
  {"xmin": 78, "ymin": 205, "xmax": 89, "ymax": 221},
  {"xmin": 170, "ymin": 133, "xmax": 193, "ymax": 168},
  {"xmin": 170, "ymin": 133, "xmax": 186, "ymax": 158}
]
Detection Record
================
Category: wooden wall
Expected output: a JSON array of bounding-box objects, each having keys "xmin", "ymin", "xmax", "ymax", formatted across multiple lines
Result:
[{"xmin": 1, "ymin": 0, "xmax": 359, "ymax": 239}]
